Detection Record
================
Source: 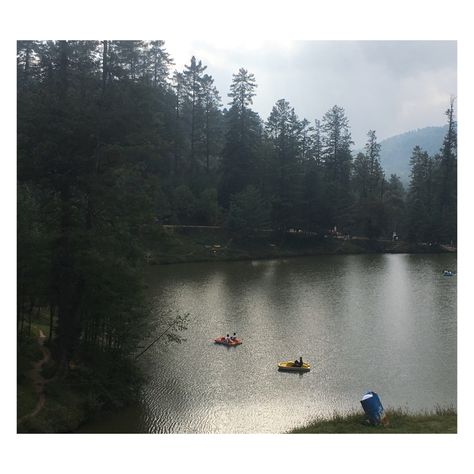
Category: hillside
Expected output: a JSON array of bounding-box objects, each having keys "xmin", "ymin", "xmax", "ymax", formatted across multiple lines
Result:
[{"xmin": 379, "ymin": 125, "xmax": 447, "ymax": 185}]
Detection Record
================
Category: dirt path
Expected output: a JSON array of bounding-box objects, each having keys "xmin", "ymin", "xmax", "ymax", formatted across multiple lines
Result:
[{"xmin": 18, "ymin": 330, "xmax": 51, "ymax": 425}]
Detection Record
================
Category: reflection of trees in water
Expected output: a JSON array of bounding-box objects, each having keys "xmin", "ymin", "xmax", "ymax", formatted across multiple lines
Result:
[{"xmin": 96, "ymin": 254, "xmax": 457, "ymax": 433}]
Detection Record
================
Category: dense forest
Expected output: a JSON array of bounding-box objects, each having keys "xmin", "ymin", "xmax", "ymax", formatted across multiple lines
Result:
[{"xmin": 17, "ymin": 41, "xmax": 457, "ymax": 426}]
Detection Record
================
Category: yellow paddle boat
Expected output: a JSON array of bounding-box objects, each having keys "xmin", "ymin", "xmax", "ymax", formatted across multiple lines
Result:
[{"xmin": 278, "ymin": 361, "xmax": 311, "ymax": 372}]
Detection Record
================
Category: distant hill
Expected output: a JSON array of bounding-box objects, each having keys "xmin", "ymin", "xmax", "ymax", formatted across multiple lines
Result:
[{"xmin": 378, "ymin": 126, "xmax": 447, "ymax": 186}]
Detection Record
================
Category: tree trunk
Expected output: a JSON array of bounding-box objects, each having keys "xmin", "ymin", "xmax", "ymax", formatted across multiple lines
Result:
[
  {"xmin": 102, "ymin": 40, "xmax": 108, "ymax": 94},
  {"xmin": 206, "ymin": 107, "xmax": 210, "ymax": 172},
  {"xmin": 48, "ymin": 305, "xmax": 55, "ymax": 344}
]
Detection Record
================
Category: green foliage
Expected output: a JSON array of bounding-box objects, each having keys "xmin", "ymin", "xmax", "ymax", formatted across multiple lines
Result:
[
  {"xmin": 17, "ymin": 41, "xmax": 457, "ymax": 431},
  {"xmin": 320, "ymin": 105, "xmax": 354, "ymax": 229},
  {"xmin": 195, "ymin": 187, "xmax": 220, "ymax": 225},
  {"xmin": 228, "ymin": 68, "xmax": 257, "ymax": 111},
  {"xmin": 351, "ymin": 131, "xmax": 387, "ymax": 238},
  {"xmin": 225, "ymin": 186, "xmax": 270, "ymax": 238},
  {"xmin": 384, "ymin": 174, "xmax": 406, "ymax": 236},
  {"xmin": 172, "ymin": 184, "xmax": 197, "ymax": 223},
  {"xmin": 17, "ymin": 40, "xmax": 184, "ymax": 384},
  {"xmin": 406, "ymin": 146, "xmax": 436, "ymax": 242},
  {"xmin": 219, "ymin": 68, "xmax": 262, "ymax": 206},
  {"xmin": 405, "ymin": 101, "xmax": 457, "ymax": 243}
]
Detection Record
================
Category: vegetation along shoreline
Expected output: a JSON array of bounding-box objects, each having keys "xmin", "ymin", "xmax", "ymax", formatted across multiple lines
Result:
[
  {"xmin": 17, "ymin": 41, "xmax": 456, "ymax": 434},
  {"xmin": 145, "ymin": 226, "xmax": 455, "ymax": 266}
]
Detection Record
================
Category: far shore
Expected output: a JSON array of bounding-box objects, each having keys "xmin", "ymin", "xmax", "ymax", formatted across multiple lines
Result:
[{"xmin": 147, "ymin": 226, "xmax": 456, "ymax": 265}]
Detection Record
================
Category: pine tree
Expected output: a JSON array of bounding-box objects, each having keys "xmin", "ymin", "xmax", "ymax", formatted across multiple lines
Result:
[
  {"xmin": 183, "ymin": 56, "xmax": 207, "ymax": 173},
  {"xmin": 17, "ymin": 40, "xmax": 169, "ymax": 372},
  {"xmin": 312, "ymin": 119, "xmax": 323, "ymax": 164},
  {"xmin": 146, "ymin": 40, "xmax": 174, "ymax": 88},
  {"xmin": 220, "ymin": 68, "xmax": 261, "ymax": 206},
  {"xmin": 434, "ymin": 98, "xmax": 457, "ymax": 243},
  {"xmin": 265, "ymin": 99, "xmax": 304, "ymax": 230},
  {"xmin": 225, "ymin": 185, "xmax": 270, "ymax": 238},
  {"xmin": 170, "ymin": 70, "xmax": 190, "ymax": 179},
  {"xmin": 406, "ymin": 146, "xmax": 435, "ymax": 242},
  {"xmin": 201, "ymin": 74, "xmax": 222, "ymax": 172},
  {"xmin": 364, "ymin": 130, "xmax": 384, "ymax": 197},
  {"xmin": 321, "ymin": 105, "xmax": 354, "ymax": 230},
  {"xmin": 384, "ymin": 174, "xmax": 405, "ymax": 238},
  {"xmin": 351, "ymin": 131, "xmax": 386, "ymax": 237},
  {"xmin": 228, "ymin": 68, "xmax": 257, "ymax": 113}
]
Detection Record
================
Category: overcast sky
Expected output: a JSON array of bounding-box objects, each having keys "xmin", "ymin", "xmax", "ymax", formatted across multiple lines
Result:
[{"xmin": 164, "ymin": 40, "xmax": 456, "ymax": 148}]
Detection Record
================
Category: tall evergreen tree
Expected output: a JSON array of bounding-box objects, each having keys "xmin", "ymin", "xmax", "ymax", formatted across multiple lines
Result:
[
  {"xmin": 220, "ymin": 68, "xmax": 261, "ymax": 206},
  {"xmin": 228, "ymin": 67, "xmax": 257, "ymax": 114},
  {"xmin": 321, "ymin": 105, "xmax": 354, "ymax": 230},
  {"xmin": 406, "ymin": 146, "xmax": 435, "ymax": 242},
  {"xmin": 265, "ymin": 99, "xmax": 304, "ymax": 230},
  {"xmin": 17, "ymin": 40, "xmax": 169, "ymax": 373},
  {"xmin": 434, "ymin": 98, "xmax": 457, "ymax": 243},
  {"xmin": 146, "ymin": 40, "xmax": 174, "ymax": 88},
  {"xmin": 311, "ymin": 119, "xmax": 323, "ymax": 164},
  {"xmin": 171, "ymin": 71, "xmax": 187, "ymax": 177},
  {"xmin": 384, "ymin": 174, "xmax": 406, "ymax": 238},
  {"xmin": 183, "ymin": 56, "xmax": 207, "ymax": 173},
  {"xmin": 201, "ymin": 74, "xmax": 222, "ymax": 172},
  {"xmin": 364, "ymin": 130, "xmax": 384, "ymax": 197},
  {"xmin": 351, "ymin": 131, "xmax": 386, "ymax": 237}
]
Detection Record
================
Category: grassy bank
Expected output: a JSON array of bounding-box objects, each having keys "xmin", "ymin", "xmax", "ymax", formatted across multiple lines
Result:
[
  {"xmin": 147, "ymin": 226, "xmax": 452, "ymax": 265},
  {"xmin": 289, "ymin": 408, "xmax": 457, "ymax": 434}
]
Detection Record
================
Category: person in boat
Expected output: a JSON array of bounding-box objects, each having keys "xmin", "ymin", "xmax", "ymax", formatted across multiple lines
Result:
[
  {"xmin": 225, "ymin": 334, "xmax": 230, "ymax": 343},
  {"xmin": 231, "ymin": 332, "xmax": 237, "ymax": 341},
  {"xmin": 294, "ymin": 356, "xmax": 303, "ymax": 367}
]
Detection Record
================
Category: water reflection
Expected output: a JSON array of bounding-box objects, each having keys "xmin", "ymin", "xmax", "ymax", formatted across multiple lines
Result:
[{"xmin": 79, "ymin": 253, "xmax": 457, "ymax": 433}]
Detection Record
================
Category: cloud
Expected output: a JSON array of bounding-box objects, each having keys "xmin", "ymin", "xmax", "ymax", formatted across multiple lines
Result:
[{"xmin": 164, "ymin": 40, "xmax": 457, "ymax": 147}]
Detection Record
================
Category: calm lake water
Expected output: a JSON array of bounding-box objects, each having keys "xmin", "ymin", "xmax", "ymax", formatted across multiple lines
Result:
[{"xmin": 79, "ymin": 253, "xmax": 457, "ymax": 433}]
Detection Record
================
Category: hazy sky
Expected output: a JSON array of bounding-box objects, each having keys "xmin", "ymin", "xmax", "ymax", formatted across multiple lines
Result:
[{"xmin": 164, "ymin": 40, "xmax": 456, "ymax": 148}]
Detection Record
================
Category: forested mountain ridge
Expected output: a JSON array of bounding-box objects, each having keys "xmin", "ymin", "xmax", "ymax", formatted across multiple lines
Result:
[{"xmin": 379, "ymin": 126, "xmax": 448, "ymax": 185}]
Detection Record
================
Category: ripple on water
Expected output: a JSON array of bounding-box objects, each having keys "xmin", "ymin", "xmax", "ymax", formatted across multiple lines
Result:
[{"xmin": 81, "ymin": 254, "xmax": 457, "ymax": 433}]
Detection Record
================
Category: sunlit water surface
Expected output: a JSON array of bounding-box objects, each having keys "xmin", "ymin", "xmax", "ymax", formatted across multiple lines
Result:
[{"xmin": 79, "ymin": 253, "xmax": 457, "ymax": 433}]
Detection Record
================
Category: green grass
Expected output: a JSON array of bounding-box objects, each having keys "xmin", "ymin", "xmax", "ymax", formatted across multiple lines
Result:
[{"xmin": 289, "ymin": 408, "xmax": 457, "ymax": 434}]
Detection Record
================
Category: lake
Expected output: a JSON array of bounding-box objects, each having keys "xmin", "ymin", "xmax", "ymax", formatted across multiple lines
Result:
[{"xmin": 79, "ymin": 253, "xmax": 457, "ymax": 433}]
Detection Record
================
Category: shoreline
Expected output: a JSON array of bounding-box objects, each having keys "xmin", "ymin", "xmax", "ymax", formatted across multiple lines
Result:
[
  {"xmin": 289, "ymin": 408, "xmax": 457, "ymax": 434},
  {"xmin": 147, "ymin": 227, "xmax": 455, "ymax": 266},
  {"xmin": 18, "ymin": 241, "xmax": 456, "ymax": 433}
]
